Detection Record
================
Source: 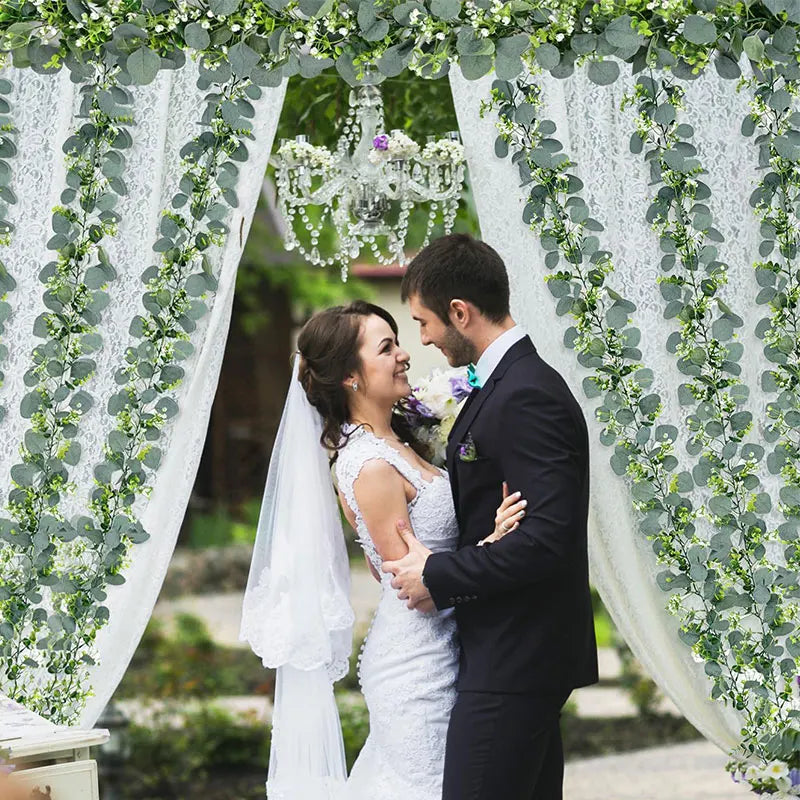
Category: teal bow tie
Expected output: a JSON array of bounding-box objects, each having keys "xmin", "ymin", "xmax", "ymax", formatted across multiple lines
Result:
[{"xmin": 467, "ymin": 363, "xmax": 482, "ymax": 389}]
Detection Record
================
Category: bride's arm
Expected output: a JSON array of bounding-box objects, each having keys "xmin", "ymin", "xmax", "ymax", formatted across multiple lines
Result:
[{"xmin": 352, "ymin": 459, "xmax": 414, "ymax": 563}]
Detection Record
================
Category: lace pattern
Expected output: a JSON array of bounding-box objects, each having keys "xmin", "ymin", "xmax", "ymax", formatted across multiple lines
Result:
[
  {"xmin": 0, "ymin": 61, "xmax": 288, "ymax": 725},
  {"xmin": 334, "ymin": 424, "xmax": 460, "ymax": 798}
]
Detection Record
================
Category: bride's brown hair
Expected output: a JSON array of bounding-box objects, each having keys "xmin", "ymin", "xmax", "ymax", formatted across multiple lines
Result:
[{"xmin": 297, "ymin": 300, "xmax": 417, "ymax": 462}]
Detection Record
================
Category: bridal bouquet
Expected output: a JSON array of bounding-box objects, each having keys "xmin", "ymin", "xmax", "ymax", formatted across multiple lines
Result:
[{"xmin": 400, "ymin": 367, "xmax": 471, "ymax": 467}]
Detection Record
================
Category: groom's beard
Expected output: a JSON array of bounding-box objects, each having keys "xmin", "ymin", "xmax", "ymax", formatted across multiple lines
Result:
[{"xmin": 441, "ymin": 325, "xmax": 479, "ymax": 367}]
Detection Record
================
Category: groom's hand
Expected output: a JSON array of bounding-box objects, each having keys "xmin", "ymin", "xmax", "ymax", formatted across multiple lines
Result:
[{"xmin": 382, "ymin": 520, "xmax": 434, "ymax": 612}]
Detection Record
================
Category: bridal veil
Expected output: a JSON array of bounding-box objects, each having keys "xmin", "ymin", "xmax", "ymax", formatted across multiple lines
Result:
[{"xmin": 239, "ymin": 355, "xmax": 355, "ymax": 798}]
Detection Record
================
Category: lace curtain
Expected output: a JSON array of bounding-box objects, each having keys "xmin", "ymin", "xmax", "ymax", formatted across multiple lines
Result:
[
  {"xmin": 448, "ymin": 63, "xmax": 773, "ymax": 750},
  {"xmin": 0, "ymin": 62, "xmax": 286, "ymax": 727}
]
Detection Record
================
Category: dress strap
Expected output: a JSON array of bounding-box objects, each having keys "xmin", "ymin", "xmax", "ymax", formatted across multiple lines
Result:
[
  {"xmin": 366, "ymin": 434, "xmax": 427, "ymax": 494},
  {"xmin": 335, "ymin": 427, "xmax": 426, "ymax": 516}
]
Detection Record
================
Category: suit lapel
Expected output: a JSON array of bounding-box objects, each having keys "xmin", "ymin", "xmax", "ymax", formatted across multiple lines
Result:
[
  {"xmin": 446, "ymin": 336, "xmax": 536, "ymax": 474},
  {"xmin": 445, "ymin": 337, "xmax": 536, "ymax": 528}
]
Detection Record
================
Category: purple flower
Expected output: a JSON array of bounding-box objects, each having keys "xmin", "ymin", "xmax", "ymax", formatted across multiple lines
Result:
[
  {"xmin": 400, "ymin": 396, "xmax": 438, "ymax": 429},
  {"xmin": 457, "ymin": 434, "xmax": 477, "ymax": 462},
  {"xmin": 407, "ymin": 397, "xmax": 436, "ymax": 419},
  {"xmin": 790, "ymin": 768, "xmax": 800, "ymax": 787},
  {"xmin": 373, "ymin": 134, "xmax": 389, "ymax": 151},
  {"xmin": 449, "ymin": 375, "xmax": 472, "ymax": 402}
]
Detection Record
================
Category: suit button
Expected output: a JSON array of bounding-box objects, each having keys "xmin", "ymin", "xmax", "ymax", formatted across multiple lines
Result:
[
  {"xmin": 448, "ymin": 597, "xmax": 455, "ymax": 604},
  {"xmin": 472, "ymin": 595, "xmax": 478, "ymax": 600}
]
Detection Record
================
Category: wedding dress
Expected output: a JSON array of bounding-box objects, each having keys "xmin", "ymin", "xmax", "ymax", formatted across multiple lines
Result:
[{"xmin": 334, "ymin": 424, "xmax": 460, "ymax": 800}]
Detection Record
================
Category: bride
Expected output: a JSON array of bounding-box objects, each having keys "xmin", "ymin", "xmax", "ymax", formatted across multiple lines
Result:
[{"xmin": 240, "ymin": 300, "xmax": 525, "ymax": 799}]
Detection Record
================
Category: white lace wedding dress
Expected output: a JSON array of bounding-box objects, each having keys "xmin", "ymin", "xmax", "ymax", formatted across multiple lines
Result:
[{"xmin": 334, "ymin": 425, "xmax": 460, "ymax": 800}]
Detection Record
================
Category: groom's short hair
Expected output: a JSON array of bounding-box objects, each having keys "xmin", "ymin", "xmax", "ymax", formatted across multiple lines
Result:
[{"xmin": 401, "ymin": 233, "xmax": 510, "ymax": 324}]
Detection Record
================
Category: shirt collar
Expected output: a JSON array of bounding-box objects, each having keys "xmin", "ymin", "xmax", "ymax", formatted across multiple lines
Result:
[{"xmin": 474, "ymin": 325, "xmax": 526, "ymax": 386}]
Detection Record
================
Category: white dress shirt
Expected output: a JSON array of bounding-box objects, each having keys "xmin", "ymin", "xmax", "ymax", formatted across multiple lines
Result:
[{"xmin": 473, "ymin": 325, "xmax": 527, "ymax": 386}]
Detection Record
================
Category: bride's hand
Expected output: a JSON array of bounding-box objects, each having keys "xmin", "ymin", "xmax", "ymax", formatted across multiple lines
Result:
[{"xmin": 479, "ymin": 482, "xmax": 526, "ymax": 546}]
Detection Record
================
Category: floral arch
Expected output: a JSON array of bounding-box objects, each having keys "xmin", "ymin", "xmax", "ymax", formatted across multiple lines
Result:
[{"xmin": 0, "ymin": 0, "xmax": 799, "ymax": 791}]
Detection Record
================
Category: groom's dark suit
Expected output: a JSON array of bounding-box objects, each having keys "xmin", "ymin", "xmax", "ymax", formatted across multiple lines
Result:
[{"xmin": 423, "ymin": 335, "xmax": 598, "ymax": 800}]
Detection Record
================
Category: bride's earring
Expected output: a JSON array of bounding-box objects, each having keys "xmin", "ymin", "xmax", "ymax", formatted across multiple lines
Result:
[{"xmin": 352, "ymin": 382, "xmax": 359, "ymax": 392}]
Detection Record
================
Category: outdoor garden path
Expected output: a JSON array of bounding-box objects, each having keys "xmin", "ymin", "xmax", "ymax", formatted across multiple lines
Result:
[{"xmin": 149, "ymin": 565, "xmax": 752, "ymax": 798}]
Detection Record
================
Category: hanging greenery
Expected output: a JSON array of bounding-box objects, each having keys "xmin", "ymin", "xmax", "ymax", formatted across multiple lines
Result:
[
  {"xmin": 0, "ymin": 74, "xmax": 16, "ymax": 426},
  {"xmin": 0, "ymin": 59, "xmax": 134, "ymax": 718}
]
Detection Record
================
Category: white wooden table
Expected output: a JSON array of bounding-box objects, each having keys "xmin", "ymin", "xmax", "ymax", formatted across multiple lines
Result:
[{"xmin": 1, "ymin": 695, "xmax": 109, "ymax": 799}]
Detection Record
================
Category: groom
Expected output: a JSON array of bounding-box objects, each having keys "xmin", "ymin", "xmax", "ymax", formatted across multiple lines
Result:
[{"xmin": 383, "ymin": 234, "xmax": 598, "ymax": 800}]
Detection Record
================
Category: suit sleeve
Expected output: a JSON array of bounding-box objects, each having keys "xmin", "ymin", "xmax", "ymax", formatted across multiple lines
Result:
[{"xmin": 423, "ymin": 384, "xmax": 587, "ymax": 608}]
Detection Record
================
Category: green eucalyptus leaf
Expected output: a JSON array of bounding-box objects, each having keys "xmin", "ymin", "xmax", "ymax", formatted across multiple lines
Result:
[
  {"xmin": 714, "ymin": 53, "xmax": 740, "ymax": 80},
  {"xmin": 604, "ymin": 15, "xmax": 643, "ymax": 50},
  {"xmin": 743, "ymin": 35, "xmax": 765, "ymax": 63},
  {"xmin": 209, "ymin": 0, "xmax": 240, "ymax": 13},
  {"xmin": 683, "ymin": 15, "xmax": 717, "ymax": 45},
  {"xmin": 587, "ymin": 59, "xmax": 619, "ymax": 86},
  {"xmin": 358, "ymin": 2, "xmax": 390, "ymax": 41},
  {"xmin": 228, "ymin": 41, "xmax": 260, "ymax": 78},
  {"xmin": 377, "ymin": 41, "xmax": 414, "ymax": 77},
  {"xmin": 430, "ymin": 0, "xmax": 461, "ymax": 20},
  {"xmin": 126, "ymin": 47, "xmax": 162, "ymax": 85},
  {"xmin": 392, "ymin": 1, "xmax": 425, "ymax": 25},
  {"xmin": 534, "ymin": 43, "xmax": 560, "ymax": 70},
  {"xmin": 460, "ymin": 55, "xmax": 494, "ymax": 80},
  {"xmin": 183, "ymin": 22, "xmax": 211, "ymax": 50}
]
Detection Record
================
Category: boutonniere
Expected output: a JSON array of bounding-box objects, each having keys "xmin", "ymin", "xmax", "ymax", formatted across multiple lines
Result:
[{"xmin": 457, "ymin": 432, "xmax": 478, "ymax": 462}]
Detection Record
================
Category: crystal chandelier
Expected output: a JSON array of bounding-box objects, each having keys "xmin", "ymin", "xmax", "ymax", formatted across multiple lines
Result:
[{"xmin": 273, "ymin": 79, "xmax": 466, "ymax": 278}]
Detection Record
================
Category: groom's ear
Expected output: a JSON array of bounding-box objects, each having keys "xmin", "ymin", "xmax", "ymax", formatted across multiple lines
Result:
[{"xmin": 448, "ymin": 299, "xmax": 472, "ymax": 330}]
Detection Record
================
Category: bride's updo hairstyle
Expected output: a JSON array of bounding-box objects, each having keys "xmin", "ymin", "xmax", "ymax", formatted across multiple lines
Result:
[{"xmin": 297, "ymin": 300, "xmax": 416, "ymax": 460}]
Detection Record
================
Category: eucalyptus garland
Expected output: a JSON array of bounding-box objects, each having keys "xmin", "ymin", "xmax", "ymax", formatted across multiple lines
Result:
[
  {"xmin": 483, "ymin": 71, "xmax": 778, "ymax": 754},
  {"xmin": 0, "ymin": 1, "xmax": 798, "ymax": 93},
  {"xmin": 0, "ymin": 61, "xmax": 134, "ymax": 716},
  {"xmin": 627, "ymin": 72, "xmax": 800, "ymax": 768},
  {"xmin": 0, "ymin": 74, "xmax": 16, "ymax": 427},
  {"xmin": 36, "ymin": 73, "xmax": 256, "ymax": 725},
  {"xmin": 743, "ymin": 68, "xmax": 800, "ymax": 545}
]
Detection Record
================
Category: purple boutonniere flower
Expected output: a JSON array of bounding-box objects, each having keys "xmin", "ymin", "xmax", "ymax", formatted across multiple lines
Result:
[
  {"xmin": 373, "ymin": 134, "xmax": 389, "ymax": 151},
  {"xmin": 790, "ymin": 767, "xmax": 800, "ymax": 787},
  {"xmin": 457, "ymin": 433, "xmax": 478, "ymax": 462}
]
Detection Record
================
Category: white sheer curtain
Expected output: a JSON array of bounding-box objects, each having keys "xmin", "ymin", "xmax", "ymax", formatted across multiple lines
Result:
[
  {"xmin": 448, "ymin": 63, "xmax": 773, "ymax": 750},
  {"xmin": 0, "ymin": 63, "xmax": 286, "ymax": 727}
]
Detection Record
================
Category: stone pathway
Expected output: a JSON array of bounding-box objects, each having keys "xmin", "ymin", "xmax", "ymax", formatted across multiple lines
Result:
[{"xmin": 564, "ymin": 740, "xmax": 751, "ymax": 799}]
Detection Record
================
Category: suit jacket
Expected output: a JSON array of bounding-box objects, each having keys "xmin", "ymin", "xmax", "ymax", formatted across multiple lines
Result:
[{"xmin": 423, "ymin": 336, "xmax": 599, "ymax": 694}]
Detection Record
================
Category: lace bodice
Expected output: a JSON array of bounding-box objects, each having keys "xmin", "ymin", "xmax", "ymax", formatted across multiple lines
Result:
[{"xmin": 334, "ymin": 425, "xmax": 460, "ymax": 577}]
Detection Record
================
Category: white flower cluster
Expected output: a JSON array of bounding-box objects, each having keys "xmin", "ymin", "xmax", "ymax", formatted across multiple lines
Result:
[
  {"xmin": 277, "ymin": 139, "xmax": 334, "ymax": 169},
  {"xmin": 422, "ymin": 139, "xmax": 466, "ymax": 164},
  {"xmin": 740, "ymin": 760, "xmax": 800, "ymax": 796},
  {"xmin": 408, "ymin": 367, "xmax": 469, "ymax": 466},
  {"xmin": 367, "ymin": 131, "xmax": 421, "ymax": 164}
]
